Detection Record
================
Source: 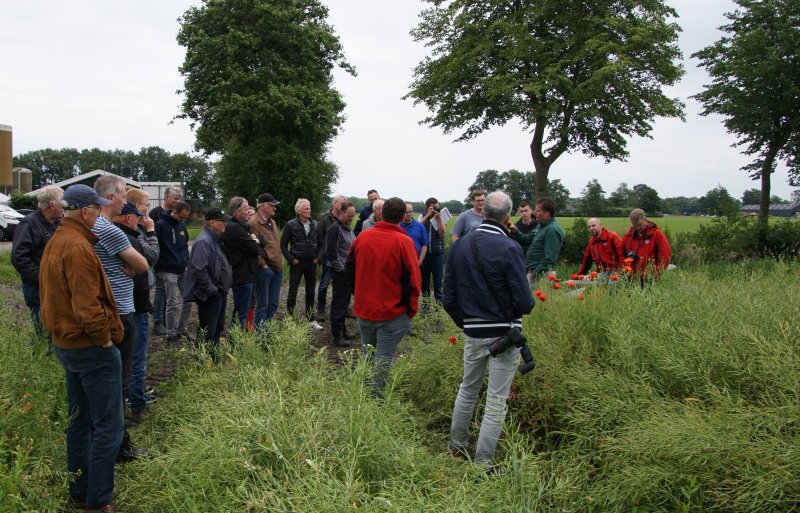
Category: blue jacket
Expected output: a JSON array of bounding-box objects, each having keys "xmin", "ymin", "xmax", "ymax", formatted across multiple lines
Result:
[
  {"xmin": 443, "ymin": 220, "xmax": 534, "ymax": 338},
  {"xmin": 155, "ymin": 210, "xmax": 189, "ymax": 273}
]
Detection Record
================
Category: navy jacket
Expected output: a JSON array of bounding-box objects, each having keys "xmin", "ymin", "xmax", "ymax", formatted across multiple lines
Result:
[
  {"xmin": 155, "ymin": 210, "xmax": 189, "ymax": 273},
  {"xmin": 12, "ymin": 209, "xmax": 60, "ymax": 286},
  {"xmin": 443, "ymin": 220, "xmax": 534, "ymax": 337}
]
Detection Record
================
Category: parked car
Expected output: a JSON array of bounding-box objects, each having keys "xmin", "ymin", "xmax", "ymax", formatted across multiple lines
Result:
[{"xmin": 0, "ymin": 204, "xmax": 24, "ymax": 242}]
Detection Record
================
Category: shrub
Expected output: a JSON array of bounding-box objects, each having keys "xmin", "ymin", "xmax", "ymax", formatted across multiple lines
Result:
[{"xmin": 558, "ymin": 217, "xmax": 588, "ymax": 264}]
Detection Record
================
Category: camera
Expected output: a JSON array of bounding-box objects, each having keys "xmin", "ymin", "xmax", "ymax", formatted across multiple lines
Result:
[
  {"xmin": 487, "ymin": 328, "xmax": 536, "ymax": 374},
  {"xmin": 626, "ymin": 251, "xmax": 638, "ymax": 261}
]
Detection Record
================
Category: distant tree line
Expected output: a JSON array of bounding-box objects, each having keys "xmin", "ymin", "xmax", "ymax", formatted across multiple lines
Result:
[{"xmin": 13, "ymin": 146, "xmax": 219, "ymax": 203}]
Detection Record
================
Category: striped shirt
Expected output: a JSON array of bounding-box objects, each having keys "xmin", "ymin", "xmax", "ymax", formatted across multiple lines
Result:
[{"xmin": 92, "ymin": 215, "xmax": 135, "ymax": 315}]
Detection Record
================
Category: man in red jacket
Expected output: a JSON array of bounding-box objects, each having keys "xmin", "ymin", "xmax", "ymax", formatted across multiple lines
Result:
[
  {"xmin": 622, "ymin": 209, "xmax": 672, "ymax": 278},
  {"xmin": 347, "ymin": 197, "xmax": 421, "ymax": 394},
  {"xmin": 577, "ymin": 218, "xmax": 625, "ymax": 275}
]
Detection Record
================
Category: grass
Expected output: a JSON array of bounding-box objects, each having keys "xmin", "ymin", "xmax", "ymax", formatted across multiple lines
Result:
[
  {"xmin": 0, "ymin": 252, "xmax": 20, "ymax": 286},
  {"xmin": 1, "ymin": 259, "xmax": 799, "ymax": 512}
]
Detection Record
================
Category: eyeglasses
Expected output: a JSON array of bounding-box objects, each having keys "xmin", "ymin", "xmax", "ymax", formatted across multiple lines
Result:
[{"xmin": 231, "ymin": 199, "xmax": 244, "ymax": 213}]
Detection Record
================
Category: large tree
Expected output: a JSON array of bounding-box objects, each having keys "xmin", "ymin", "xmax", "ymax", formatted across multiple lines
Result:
[
  {"xmin": 176, "ymin": 0, "xmax": 353, "ymax": 222},
  {"xmin": 693, "ymin": 0, "xmax": 800, "ymax": 229},
  {"xmin": 579, "ymin": 179, "xmax": 609, "ymax": 216},
  {"xmin": 406, "ymin": 0, "xmax": 685, "ymax": 196},
  {"xmin": 699, "ymin": 185, "xmax": 739, "ymax": 216}
]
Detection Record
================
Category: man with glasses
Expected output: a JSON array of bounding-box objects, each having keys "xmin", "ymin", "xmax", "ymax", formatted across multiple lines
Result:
[
  {"xmin": 224, "ymin": 197, "xmax": 262, "ymax": 330},
  {"xmin": 149, "ymin": 186, "xmax": 182, "ymax": 335},
  {"xmin": 40, "ymin": 184, "xmax": 125, "ymax": 512},
  {"xmin": 451, "ymin": 190, "xmax": 486, "ymax": 243},
  {"xmin": 155, "ymin": 201, "xmax": 191, "ymax": 346}
]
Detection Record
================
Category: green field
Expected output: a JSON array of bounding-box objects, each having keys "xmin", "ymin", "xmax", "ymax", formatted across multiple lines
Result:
[{"xmin": 2, "ymin": 260, "xmax": 799, "ymax": 512}]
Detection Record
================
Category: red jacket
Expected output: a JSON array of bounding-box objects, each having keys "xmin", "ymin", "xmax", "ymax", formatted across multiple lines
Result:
[
  {"xmin": 578, "ymin": 227, "xmax": 625, "ymax": 274},
  {"xmin": 621, "ymin": 221, "xmax": 671, "ymax": 275},
  {"xmin": 346, "ymin": 222, "xmax": 421, "ymax": 322}
]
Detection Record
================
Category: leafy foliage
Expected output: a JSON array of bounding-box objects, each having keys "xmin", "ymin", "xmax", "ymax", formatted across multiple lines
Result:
[
  {"xmin": 466, "ymin": 169, "xmax": 571, "ymax": 211},
  {"xmin": 578, "ymin": 179, "xmax": 609, "ymax": 216},
  {"xmin": 407, "ymin": 0, "xmax": 685, "ymax": 195},
  {"xmin": 693, "ymin": 0, "xmax": 800, "ymax": 223},
  {"xmin": 176, "ymin": 0, "xmax": 354, "ymax": 222}
]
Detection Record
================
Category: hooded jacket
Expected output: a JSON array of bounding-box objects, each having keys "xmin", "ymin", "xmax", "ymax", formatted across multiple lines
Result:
[
  {"xmin": 621, "ymin": 221, "xmax": 672, "ymax": 275},
  {"xmin": 155, "ymin": 210, "xmax": 189, "ymax": 274},
  {"xmin": 578, "ymin": 227, "xmax": 625, "ymax": 275}
]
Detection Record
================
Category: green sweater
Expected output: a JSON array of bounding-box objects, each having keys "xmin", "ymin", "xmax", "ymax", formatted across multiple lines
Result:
[{"xmin": 513, "ymin": 218, "xmax": 563, "ymax": 274}]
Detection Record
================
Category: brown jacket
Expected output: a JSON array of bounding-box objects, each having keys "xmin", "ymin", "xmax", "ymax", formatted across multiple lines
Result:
[
  {"xmin": 249, "ymin": 213, "xmax": 283, "ymax": 272},
  {"xmin": 40, "ymin": 217, "xmax": 124, "ymax": 349}
]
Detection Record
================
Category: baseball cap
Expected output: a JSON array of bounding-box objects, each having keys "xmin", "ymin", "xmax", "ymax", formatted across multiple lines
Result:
[
  {"xmin": 120, "ymin": 202, "xmax": 146, "ymax": 216},
  {"xmin": 63, "ymin": 184, "xmax": 112, "ymax": 210},
  {"xmin": 204, "ymin": 207, "xmax": 232, "ymax": 221},
  {"xmin": 257, "ymin": 193, "xmax": 280, "ymax": 206}
]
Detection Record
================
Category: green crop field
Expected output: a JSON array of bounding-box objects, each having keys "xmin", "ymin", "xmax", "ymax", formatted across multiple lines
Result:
[{"xmin": 2, "ymin": 259, "xmax": 799, "ymax": 512}]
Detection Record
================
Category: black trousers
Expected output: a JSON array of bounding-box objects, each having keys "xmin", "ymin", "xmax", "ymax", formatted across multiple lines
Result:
[
  {"xmin": 196, "ymin": 290, "xmax": 227, "ymax": 344},
  {"xmin": 330, "ymin": 270, "xmax": 351, "ymax": 336},
  {"xmin": 287, "ymin": 260, "xmax": 317, "ymax": 317}
]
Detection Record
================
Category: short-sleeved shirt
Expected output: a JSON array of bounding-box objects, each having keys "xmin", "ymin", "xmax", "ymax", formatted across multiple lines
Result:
[
  {"xmin": 400, "ymin": 219, "xmax": 430, "ymax": 256},
  {"xmin": 92, "ymin": 215, "xmax": 135, "ymax": 315},
  {"xmin": 451, "ymin": 209, "xmax": 483, "ymax": 239}
]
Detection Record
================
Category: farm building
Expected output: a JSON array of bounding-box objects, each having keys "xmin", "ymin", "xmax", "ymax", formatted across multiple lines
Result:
[{"xmin": 739, "ymin": 203, "xmax": 800, "ymax": 218}]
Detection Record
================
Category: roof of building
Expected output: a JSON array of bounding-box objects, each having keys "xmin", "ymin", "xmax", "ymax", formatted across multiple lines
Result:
[{"xmin": 27, "ymin": 170, "xmax": 180, "ymax": 196}]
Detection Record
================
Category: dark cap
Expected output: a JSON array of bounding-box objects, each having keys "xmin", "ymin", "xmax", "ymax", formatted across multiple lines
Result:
[
  {"xmin": 257, "ymin": 193, "xmax": 280, "ymax": 206},
  {"xmin": 204, "ymin": 207, "xmax": 231, "ymax": 221},
  {"xmin": 63, "ymin": 184, "xmax": 112, "ymax": 210},
  {"xmin": 120, "ymin": 202, "xmax": 145, "ymax": 216}
]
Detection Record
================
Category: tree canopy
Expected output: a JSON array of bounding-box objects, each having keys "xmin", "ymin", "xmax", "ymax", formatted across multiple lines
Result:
[
  {"xmin": 693, "ymin": 0, "xmax": 800, "ymax": 226},
  {"xmin": 176, "ymin": 0, "xmax": 354, "ymax": 221},
  {"xmin": 406, "ymin": 0, "xmax": 685, "ymax": 196},
  {"xmin": 466, "ymin": 168, "xmax": 571, "ymax": 210}
]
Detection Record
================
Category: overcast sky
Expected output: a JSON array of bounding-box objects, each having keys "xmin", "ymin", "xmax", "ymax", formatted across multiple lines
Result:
[{"xmin": 2, "ymin": 0, "xmax": 795, "ymax": 202}]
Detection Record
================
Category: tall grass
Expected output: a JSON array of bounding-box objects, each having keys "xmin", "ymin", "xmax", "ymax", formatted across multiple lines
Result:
[{"xmin": 1, "ymin": 260, "xmax": 799, "ymax": 512}]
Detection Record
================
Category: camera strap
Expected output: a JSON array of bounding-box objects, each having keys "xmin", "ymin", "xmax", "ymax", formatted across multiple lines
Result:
[{"xmin": 468, "ymin": 233, "xmax": 514, "ymax": 329}]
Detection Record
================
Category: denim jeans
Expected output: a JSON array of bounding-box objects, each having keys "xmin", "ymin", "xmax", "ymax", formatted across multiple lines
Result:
[
  {"xmin": 129, "ymin": 312, "xmax": 149, "ymax": 413},
  {"xmin": 152, "ymin": 272, "xmax": 166, "ymax": 328},
  {"xmin": 420, "ymin": 252, "xmax": 444, "ymax": 303},
  {"xmin": 197, "ymin": 290, "xmax": 227, "ymax": 344},
  {"xmin": 231, "ymin": 282, "xmax": 255, "ymax": 329},
  {"xmin": 450, "ymin": 334, "xmax": 520, "ymax": 467},
  {"xmin": 118, "ymin": 314, "xmax": 136, "ymax": 400},
  {"xmin": 161, "ymin": 271, "xmax": 189, "ymax": 337},
  {"xmin": 358, "ymin": 314, "xmax": 411, "ymax": 392},
  {"xmin": 254, "ymin": 267, "xmax": 282, "ymax": 326},
  {"xmin": 316, "ymin": 257, "xmax": 331, "ymax": 311},
  {"xmin": 52, "ymin": 344, "xmax": 124, "ymax": 509},
  {"xmin": 286, "ymin": 260, "xmax": 316, "ymax": 318},
  {"xmin": 22, "ymin": 282, "xmax": 47, "ymax": 341}
]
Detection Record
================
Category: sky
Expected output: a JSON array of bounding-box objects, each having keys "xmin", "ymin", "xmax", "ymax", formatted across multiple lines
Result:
[{"xmin": 2, "ymin": 0, "xmax": 796, "ymax": 203}]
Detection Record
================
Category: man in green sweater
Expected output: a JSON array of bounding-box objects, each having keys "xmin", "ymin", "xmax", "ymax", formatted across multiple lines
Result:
[{"xmin": 510, "ymin": 197, "xmax": 563, "ymax": 284}]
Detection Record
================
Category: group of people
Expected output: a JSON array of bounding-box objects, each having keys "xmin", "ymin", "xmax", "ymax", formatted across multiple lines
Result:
[{"xmin": 11, "ymin": 180, "xmax": 674, "ymax": 509}]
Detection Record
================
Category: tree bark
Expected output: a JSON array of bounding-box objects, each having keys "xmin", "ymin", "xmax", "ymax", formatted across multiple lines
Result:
[
  {"xmin": 530, "ymin": 122, "xmax": 549, "ymax": 198},
  {"xmin": 758, "ymin": 143, "xmax": 778, "ymax": 234}
]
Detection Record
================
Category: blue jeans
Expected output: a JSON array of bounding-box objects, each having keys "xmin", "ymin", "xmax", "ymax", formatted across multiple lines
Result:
[
  {"xmin": 450, "ymin": 334, "xmax": 519, "ymax": 468},
  {"xmin": 52, "ymin": 344, "xmax": 124, "ymax": 509},
  {"xmin": 316, "ymin": 258, "xmax": 331, "ymax": 311},
  {"xmin": 152, "ymin": 272, "xmax": 166, "ymax": 328},
  {"xmin": 231, "ymin": 282, "xmax": 255, "ymax": 329},
  {"xmin": 358, "ymin": 314, "xmax": 411, "ymax": 392},
  {"xmin": 420, "ymin": 252, "xmax": 444, "ymax": 303},
  {"xmin": 254, "ymin": 267, "xmax": 282, "ymax": 326},
  {"xmin": 129, "ymin": 312, "xmax": 149, "ymax": 413},
  {"xmin": 22, "ymin": 282, "xmax": 47, "ymax": 340}
]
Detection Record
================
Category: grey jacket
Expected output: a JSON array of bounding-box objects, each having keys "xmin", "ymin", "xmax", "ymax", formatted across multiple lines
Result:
[
  {"xmin": 184, "ymin": 226, "xmax": 232, "ymax": 302},
  {"xmin": 325, "ymin": 219, "xmax": 355, "ymax": 272}
]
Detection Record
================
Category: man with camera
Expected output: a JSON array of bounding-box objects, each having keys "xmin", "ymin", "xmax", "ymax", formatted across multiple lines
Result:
[
  {"xmin": 622, "ymin": 208, "xmax": 671, "ymax": 279},
  {"xmin": 443, "ymin": 191, "xmax": 534, "ymax": 472}
]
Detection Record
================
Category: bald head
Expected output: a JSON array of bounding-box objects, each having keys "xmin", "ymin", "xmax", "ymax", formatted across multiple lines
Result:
[
  {"xmin": 588, "ymin": 218, "xmax": 603, "ymax": 237},
  {"xmin": 484, "ymin": 191, "xmax": 512, "ymax": 223}
]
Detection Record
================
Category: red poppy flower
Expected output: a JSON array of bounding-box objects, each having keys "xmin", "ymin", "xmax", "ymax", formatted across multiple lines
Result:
[
  {"xmin": 577, "ymin": 293, "xmax": 585, "ymax": 300},
  {"xmin": 448, "ymin": 336, "xmax": 457, "ymax": 345},
  {"xmin": 534, "ymin": 289, "xmax": 543, "ymax": 296},
  {"xmin": 623, "ymin": 257, "xmax": 634, "ymax": 264},
  {"xmin": 577, "ymin": 274, "xmax": 585, "ymax": 280},
  {"xmin": 567, "ymin": 281, "xmax": 575, "ymax": 288},
  {"xmin": 570, "ymin": 274, "xmax": 579, "ymax": 280},
  {"xmin": 546, "ymin": 274, "xmax": 555, "ymax": 281},
  {"xmin": 610, "ymin": 274, "xmax": 618, "ymax": 281},
  {"xmin": 538, "ymin": 294, "xmax": 547, "ymax": 301},
  {"xmin": 553, "ymin": 283, "xmax": 561, "ymax": 290}
]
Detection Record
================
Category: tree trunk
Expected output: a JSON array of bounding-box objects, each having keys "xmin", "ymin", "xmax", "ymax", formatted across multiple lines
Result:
[
  {"xmin": 758, "ymin": 144, "xmax": 778, "ymax": 234},
  {"xmin": 530, "ymin": 123, "xmax": 550, "ymax": 198}
]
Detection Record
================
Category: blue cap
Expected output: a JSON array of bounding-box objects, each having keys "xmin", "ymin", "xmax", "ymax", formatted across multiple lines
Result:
[
  {"xmin": 63, "ymin": 184, "xmax": 112, "ymax": 210},
  {"xmin": 120, "ymin": 202, "xmax": 145, "ymax": 216}
]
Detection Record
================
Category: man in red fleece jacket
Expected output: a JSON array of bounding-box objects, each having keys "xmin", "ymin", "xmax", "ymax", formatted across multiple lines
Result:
[{"xmin": 346, "ymin": 197, "xmax": 421, "ymax": 394}]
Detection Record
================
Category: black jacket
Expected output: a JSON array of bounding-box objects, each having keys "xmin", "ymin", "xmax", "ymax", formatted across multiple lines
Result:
[
  {"xmin": 12, "ymin": 210, "xmax": 60, "ymax": 286},
  {"xmin": 443, "ymin": 220, "xmax": 534, "ymax": 337},
  {"xmin": 316, "ymin": 210, "xmax": 337, "ymax": 261},
  {"xmin": 115, "ymin": 223, "xmax": 152, "ymax": 314},
  {"xmin": 223, "ymin": 217, "xmax": 261, "ymax": 286},
  {"xmin": 280, "ymin": 217, "xmax": 318, "ymax": 262},
  {"xmin": 155, "ymin": 210, "xmax": 189, "ymax": 273}
]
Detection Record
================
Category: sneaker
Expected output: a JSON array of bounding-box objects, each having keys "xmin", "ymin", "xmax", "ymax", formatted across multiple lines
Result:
[
  {"xmin": 308, "ymin": 320, "xmax": 324, "ymax": 331},
  {"xmin": 144, "ymin": 386, "xmax": 157, "ymax": 396}
]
